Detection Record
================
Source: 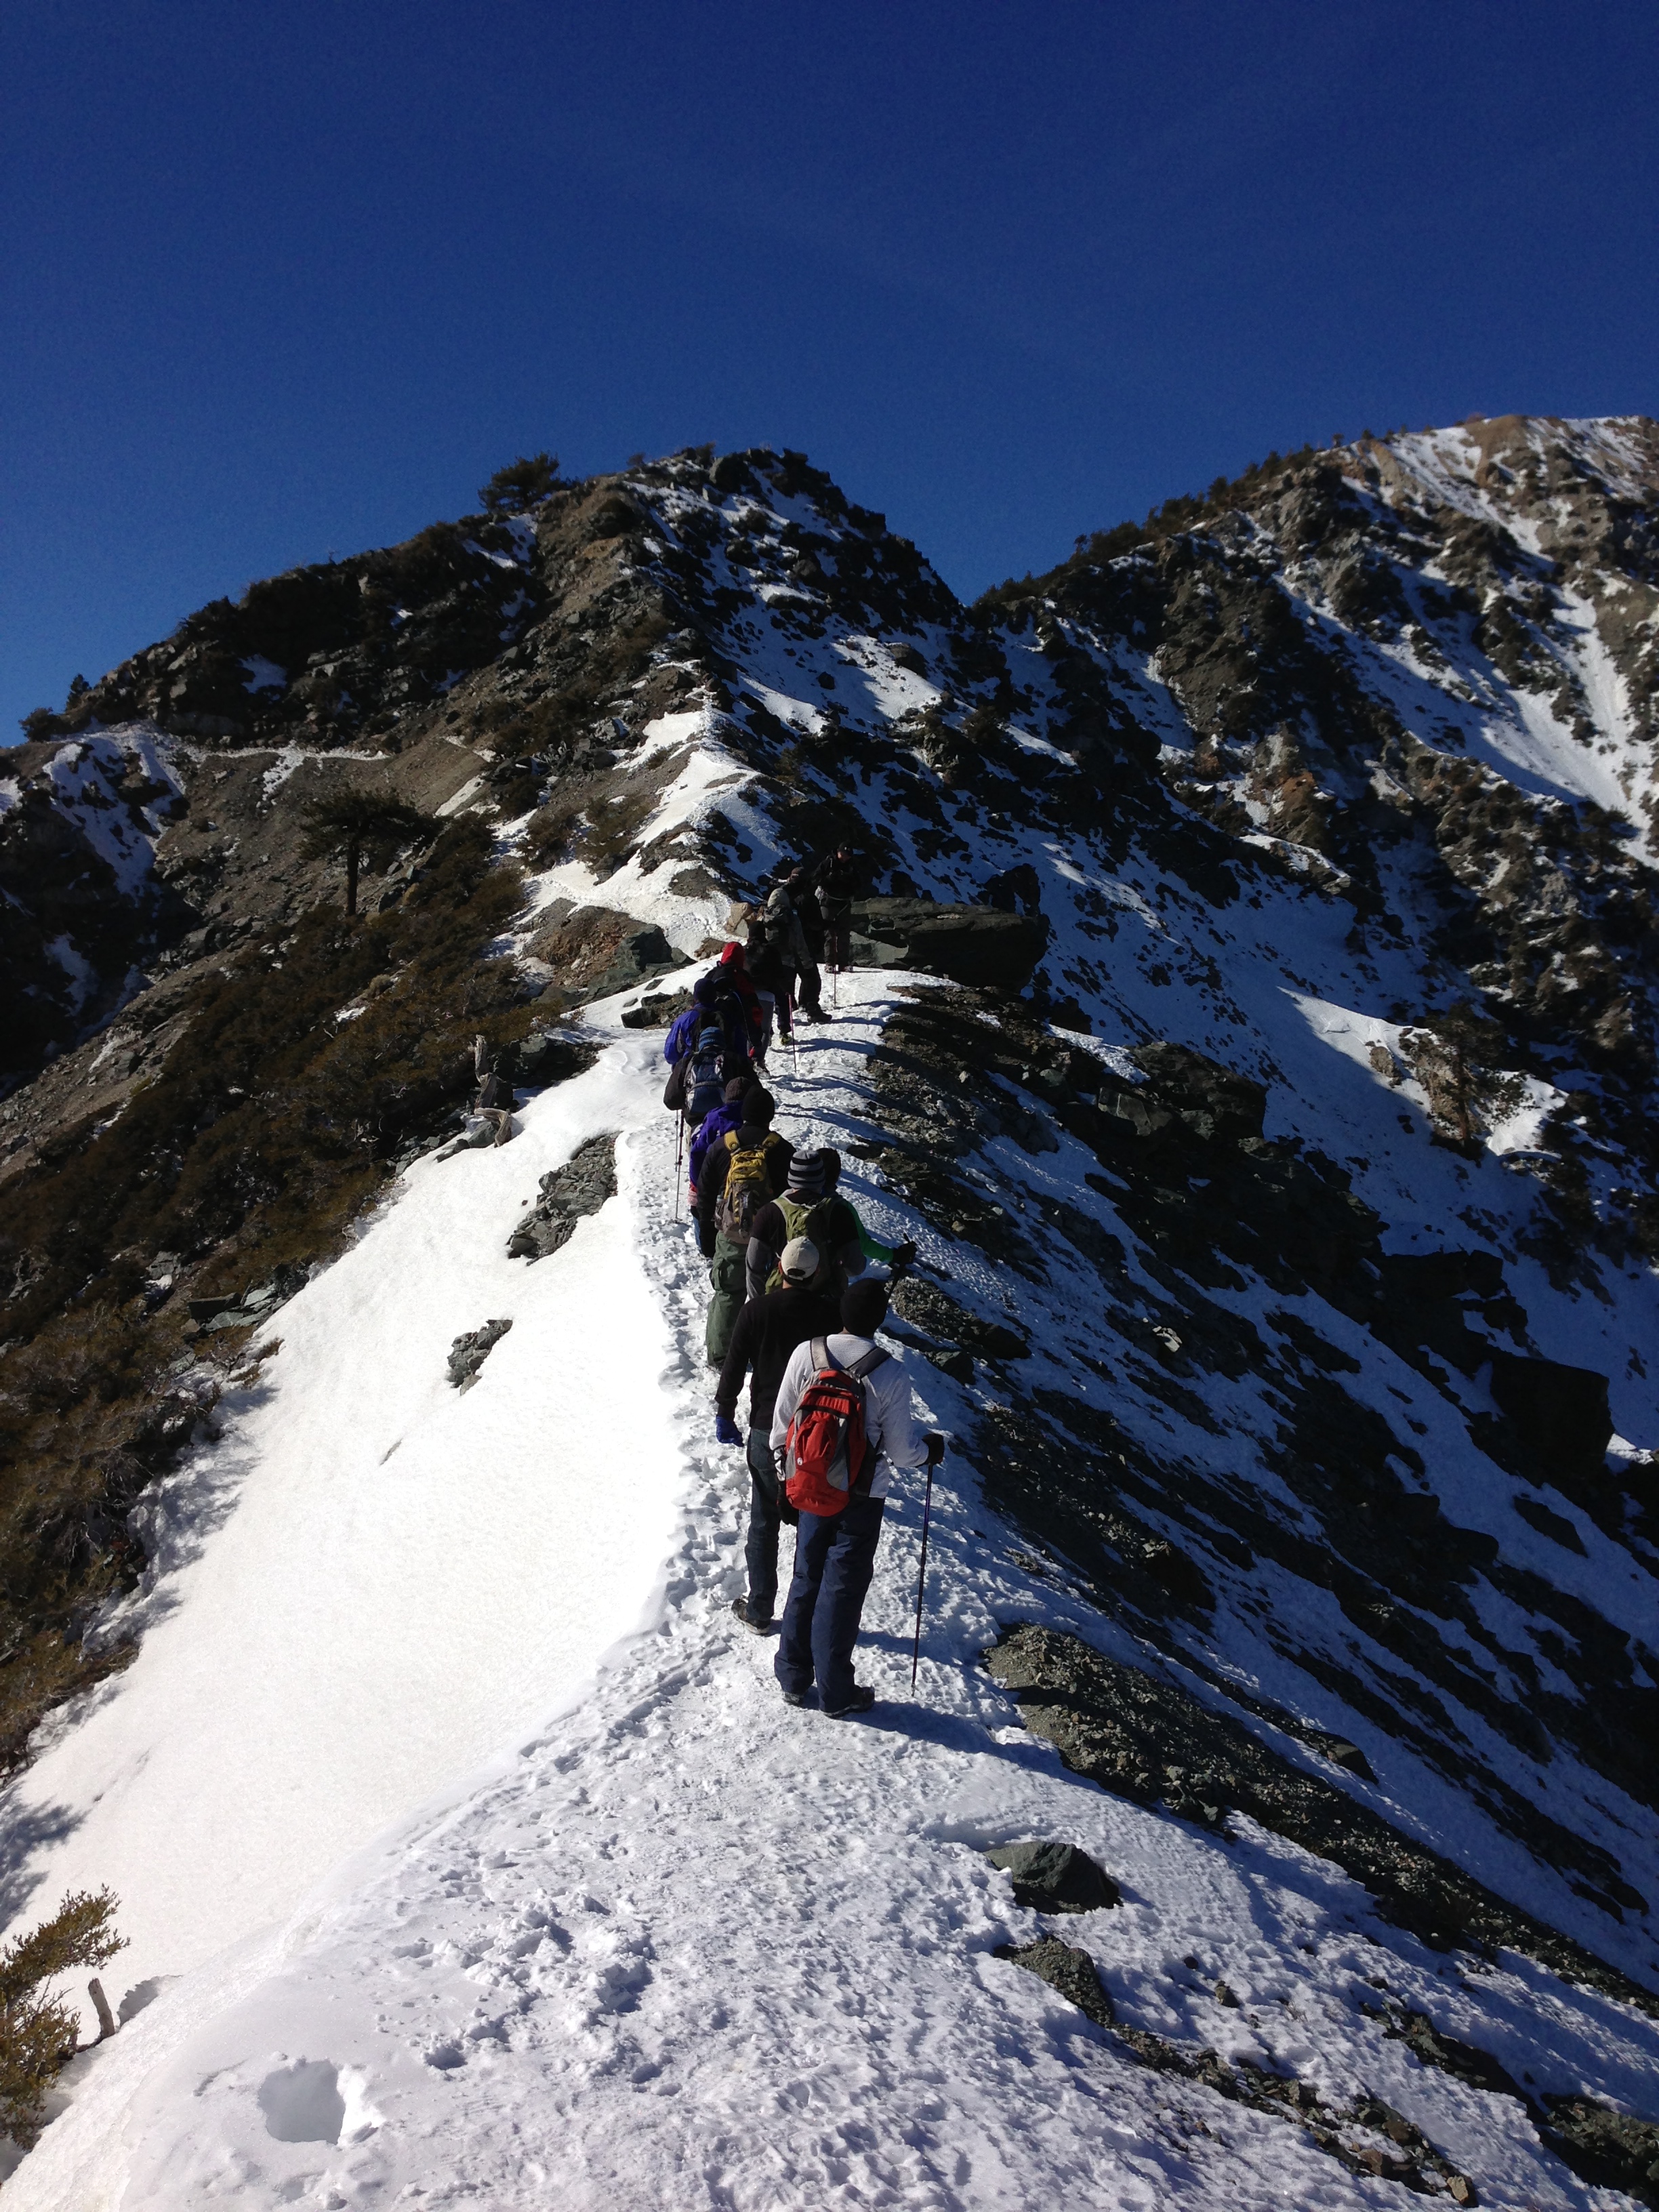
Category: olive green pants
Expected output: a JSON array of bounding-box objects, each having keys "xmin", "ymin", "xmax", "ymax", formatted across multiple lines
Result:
[{"xmin": 706, "ymin": 1235, "xmax": 747, "ymax": 1366}]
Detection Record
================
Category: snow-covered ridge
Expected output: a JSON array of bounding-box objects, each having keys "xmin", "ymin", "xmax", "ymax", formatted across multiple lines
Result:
[{"xmin": 3, "ymin": 422, "xmax": 1658, "ymax": 2205}]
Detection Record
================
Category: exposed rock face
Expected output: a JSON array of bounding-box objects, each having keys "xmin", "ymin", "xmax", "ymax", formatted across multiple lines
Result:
[{"xmin": 985, "ymin": 1623, "xmax": 1654, "ymax": 2011}]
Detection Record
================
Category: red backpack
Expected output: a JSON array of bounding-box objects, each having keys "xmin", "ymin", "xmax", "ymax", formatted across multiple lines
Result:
[{"xmin": 783, "ymin": 1338, "xmax": 890, "ymax": 1517}]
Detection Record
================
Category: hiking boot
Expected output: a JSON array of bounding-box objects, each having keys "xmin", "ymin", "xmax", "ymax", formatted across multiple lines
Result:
[
  {"xmin": 821, "ymin": 1684, "xmax": 876, "ymax": 1719},
  {"xmin": 780, "ymin": 1687, "xmax": 808, "ymax": 1707},
  {"xmin": 731, "ymin": 1598, "xmax": 774, "ymax": 1634}
]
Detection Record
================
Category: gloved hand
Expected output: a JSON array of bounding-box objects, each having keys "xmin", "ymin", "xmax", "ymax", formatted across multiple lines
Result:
[
  {"xmin": 924, "ymin": 1432, "xmax": 946, "ymax": 1467},
  {"xmin": 889, "ymin": 1240, "xmax": 918, "ymax": 1270},
  {"xmin": 715, "ymin": 1413, "xmax": 743, "ymax": 1447}
]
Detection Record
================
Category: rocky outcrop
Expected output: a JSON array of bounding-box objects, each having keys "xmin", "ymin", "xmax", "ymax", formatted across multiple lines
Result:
[
  {"xmin": 985, "ymin": 1624, "xmax": 1655, "ymax": 2011},
  {"xmin": 847, "ymin": 896, "xmax": 1048, "ymax": 990},
  {"xmin": 525, "ymin": 903, "xmax": 679, "ymax": 1006}
]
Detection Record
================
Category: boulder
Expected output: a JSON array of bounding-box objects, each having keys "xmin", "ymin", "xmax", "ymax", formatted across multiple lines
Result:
[
  {"xmin": 986, "ymin": 1840, "xmax": 1120, "ymax": 1914},
  {"xmin": 621, "ymin": 987, "xmax": 695, "ymax": 1031},
  {"xmin": 846, "ymin": 896, "xmax": 1049, "ymax": 991}
]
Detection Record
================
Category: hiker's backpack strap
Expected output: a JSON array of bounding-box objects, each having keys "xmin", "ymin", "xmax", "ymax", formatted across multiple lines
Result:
[
  {"xmin": 846, "ymin": 1347, "xmax": 890, "ymax": 1382},
  {"xmin": 725, "ymin": 1129, "xmax": 739, "ymax": 1152}
]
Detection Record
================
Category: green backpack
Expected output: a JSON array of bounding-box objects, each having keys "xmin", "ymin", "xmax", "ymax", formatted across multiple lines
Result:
[{"xmin": 765, "ymin": 1193, "xmax": 844, "ymax": 1291}]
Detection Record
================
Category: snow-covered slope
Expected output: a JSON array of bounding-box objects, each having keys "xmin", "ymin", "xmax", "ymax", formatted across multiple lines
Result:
[{"xmin": 3, "ymin": 421, "xmax": 1658, "ymax": 2205}]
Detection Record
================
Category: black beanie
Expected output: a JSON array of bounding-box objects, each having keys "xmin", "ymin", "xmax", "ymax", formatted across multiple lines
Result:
[
  {"xmin": 723, "ymin": 1076, "xmax": 750, "ymax": 1103},
  {"xmin": 745, "ymin": 1086, "xmax": 776, "ymax": 1126},
  {"xmin": 841, "ymin": 1279, "xmax": 888, "ymax": 1338}
]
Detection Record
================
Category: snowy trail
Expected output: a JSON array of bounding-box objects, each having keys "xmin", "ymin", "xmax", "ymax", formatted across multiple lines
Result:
[
  {"xmin": 9, "ymin": 979, "xmax": 1659, "ymax": 2211},
  {"xmin": 1, "ymin": 1029, "xmax": 683, "ymax": 2005}
]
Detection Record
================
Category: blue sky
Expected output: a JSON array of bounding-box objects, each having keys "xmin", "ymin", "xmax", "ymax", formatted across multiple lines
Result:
[{"xmin": 4, "ymin": 0, "xmax": 1656, "ymax": 738}]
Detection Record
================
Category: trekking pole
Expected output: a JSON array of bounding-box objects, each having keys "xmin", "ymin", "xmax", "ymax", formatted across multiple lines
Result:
[
  {"xmin": 674, "ymin": 1113, "xmax": 684, "ymax": 1222},
  {"xmin": 910, "ymin": 1442, "xmax": 939, "ymax": 1689}
]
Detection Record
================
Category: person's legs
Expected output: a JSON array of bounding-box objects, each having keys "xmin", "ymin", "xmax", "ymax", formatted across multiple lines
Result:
[
  {"xmin": 776, "ymin": 968, "xmax": 796, "ymax": 1037},
  {"xmin": 743, "ymin": 1429, "xmax": 784, "ymax": 1622},
  {"xmin": 811, "ymin": 1496, "xmax": 886, "ymax": 1712},
  {"xmin": 705, "ymin": 1237, "xmax": 747, "ymax": 1364},
  {"xmin": 796, "ymin": 955, "xmax": 825, "ymax": 1016},
  {"xmin": 754, "ymin": 990, "xmax": 776, "ymax": 1065},
  {"xmin": 775, "ymin": 1511, "xmax": 836, "ymax": 1696}
]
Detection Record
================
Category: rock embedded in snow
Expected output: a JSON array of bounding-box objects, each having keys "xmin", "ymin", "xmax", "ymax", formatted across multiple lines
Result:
[
  {"xmin": 993, "ymin": 1936, "xmax": 1116, "ymax": 2028},
  {"xmin": 507, "ymin": 1133, "xmax": 619, "ymax": 1261},
  {"xmin": 446, "ymin": 1315, "xmax": 512, "ymax": 1390}
]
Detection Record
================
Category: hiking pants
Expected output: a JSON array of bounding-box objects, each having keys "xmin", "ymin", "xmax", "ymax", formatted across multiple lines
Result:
[
  {"xmin": 795, "ymin": 954, "xmax": 823, "ymax": 1016},
  {"xmin": 825, "ymin": 922, "xmax": 851, "ymax": 970},
  {"xmin": 775, "ymin": 1494, "xmax": 886, "ymax": 1712},
  {"xmin": 754, "ymin": 989, "xmax": 777, "ymax": 1061},
  {"xmin": 745, "ymin": 1429, "xmax": 787, "ymax": 1623},
  {"xmin": 706, "ymin": 1237, "xmax": 747, "ymax": 1365}
]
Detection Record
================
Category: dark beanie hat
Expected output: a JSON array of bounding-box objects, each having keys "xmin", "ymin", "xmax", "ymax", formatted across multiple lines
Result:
[
  {"xmin": 744, "ymin": 1086, "xmax": 776, "ymax": 1126},
  {"xmin": 724, "ymin": 1076, "xmax": 750, "ymax": 1103},
  {"xmin": 842, "ymin": 1279, "xmax": 888, "ymax": 1337},
  {"xmin": 787, "ymin": 1149, "xmax": 826, "ymax": 1195}
]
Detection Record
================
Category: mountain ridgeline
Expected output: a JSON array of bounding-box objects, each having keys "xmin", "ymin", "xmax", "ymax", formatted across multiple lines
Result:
[{"xmin": 2, "ymin": 414, "xmax": 1658, "ymax": 2080}]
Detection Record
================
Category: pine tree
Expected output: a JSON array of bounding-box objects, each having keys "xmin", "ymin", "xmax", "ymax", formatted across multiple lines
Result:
[
  {"xmin": 478, "ymin": 453, "xmax": 559, "ymax": 514},
  {"xmin": 300, "ymin": 793, "xmax": 434, "ymax": 916},
  {"xmin": 1399, "ymin": 1002, "xmax": 1528, "ymax": 1147},
  {"xmin": 0, "ymin": 1888, "xmax": 125, "ymax": 2147}
]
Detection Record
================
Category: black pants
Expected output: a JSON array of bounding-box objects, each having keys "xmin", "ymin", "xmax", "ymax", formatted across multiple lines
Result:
[
  {"xmin": 793, "ymin": 955, "xmax": 824, "ymax": 1016},
  {"xmin": 743, "ymin": 1429, "xmax": 793, "ymax": 1622},
  {"xmin": 775, "ymin": 1494, "xmax": 886, "ymax": 1711}
]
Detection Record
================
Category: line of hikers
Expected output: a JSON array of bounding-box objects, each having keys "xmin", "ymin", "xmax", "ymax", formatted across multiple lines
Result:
[{"xmin": 661, "ymin": 857, "xmax": 943, "ymax": 1722}]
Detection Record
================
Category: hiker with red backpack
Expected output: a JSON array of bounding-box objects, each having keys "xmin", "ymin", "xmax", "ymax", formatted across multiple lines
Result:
[
  {"xmin": 695, "ymin": 1098, "xmax": 793, "ymax": 1363},
  {"xmin": 713, "ymin": 1235, "xmax": 841, "ymax": 1633},
  {"xmin": 770, "ymin": 1277, "xmax": 944, "ymax": 1717}
]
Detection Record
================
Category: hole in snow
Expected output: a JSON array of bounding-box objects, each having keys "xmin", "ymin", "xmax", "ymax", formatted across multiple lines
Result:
[{"xmin": 258, "ymin": 2058, "xmax": 346, "ymax": 2142}]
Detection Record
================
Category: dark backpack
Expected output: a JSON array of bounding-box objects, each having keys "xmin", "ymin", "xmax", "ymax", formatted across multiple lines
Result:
[
  {"xmin": 685, "ymin": 1023, "xmax": 729, "ymax": 1127},
  {"xmin": 783, "ymin": 1338, "xmax": 890, "ymax": 1517}
]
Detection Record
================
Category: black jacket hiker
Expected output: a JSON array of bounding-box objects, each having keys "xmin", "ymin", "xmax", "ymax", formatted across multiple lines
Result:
[{"xmin": 717, "ymin": 1282, "xmax": 843, "ymax": 1630}]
